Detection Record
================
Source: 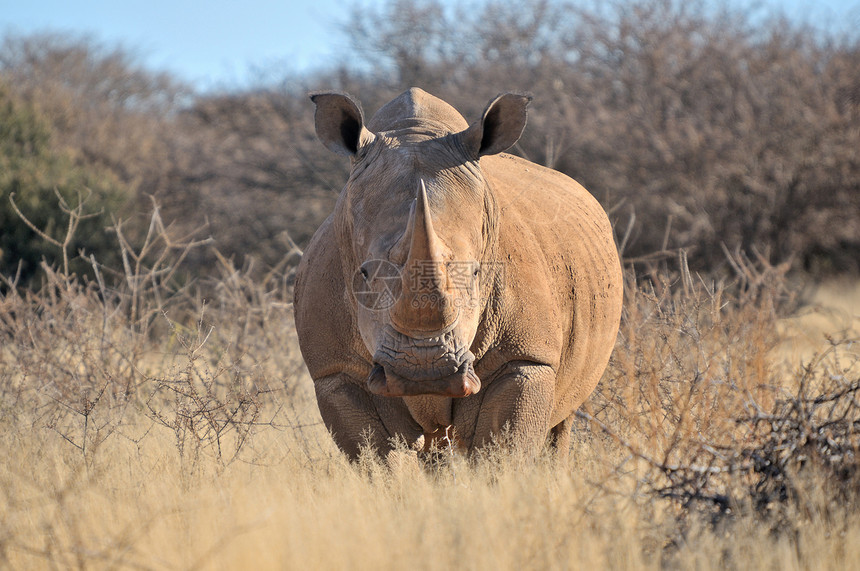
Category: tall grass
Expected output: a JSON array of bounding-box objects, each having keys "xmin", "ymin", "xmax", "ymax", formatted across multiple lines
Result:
[{"xmin": 1, "ymin": 208, "xmax": 858, "ymax": 568}]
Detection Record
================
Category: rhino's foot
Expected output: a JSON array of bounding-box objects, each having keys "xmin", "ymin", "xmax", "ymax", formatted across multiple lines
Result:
[{"xmin": 366, "ymin": 357, "xmax": 481, "ymax": 398}]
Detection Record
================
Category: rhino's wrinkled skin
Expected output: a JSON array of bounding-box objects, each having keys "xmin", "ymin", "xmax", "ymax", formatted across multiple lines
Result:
[{"xmin": 294, "ymin": 88, "xmax": 623, "ymax": 460}]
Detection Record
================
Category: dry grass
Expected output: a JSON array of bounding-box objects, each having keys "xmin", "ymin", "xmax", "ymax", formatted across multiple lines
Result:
[{"xmin": 1, "ymin": 217, "xmax": 859, "ymax": 569}]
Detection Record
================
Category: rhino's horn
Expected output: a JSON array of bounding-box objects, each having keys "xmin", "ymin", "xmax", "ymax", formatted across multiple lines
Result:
[
  {"xmin": 390, "ymin": 181, "xmax": 458, "ymax": 334},
  {"xmin": 410, "ymin": 180, "xmax": 443, "ymax": 266}
]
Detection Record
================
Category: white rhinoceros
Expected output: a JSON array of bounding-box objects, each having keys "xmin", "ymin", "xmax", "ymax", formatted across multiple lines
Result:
[{"xmin": 294, "ymin": 88, "xmax": 622, "ymax": 460}]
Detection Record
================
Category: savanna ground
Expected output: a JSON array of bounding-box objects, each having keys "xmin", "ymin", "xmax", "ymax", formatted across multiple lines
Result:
[{"xmin": 1, "ymin": 211, "xmax": 858, "ymax": 569}]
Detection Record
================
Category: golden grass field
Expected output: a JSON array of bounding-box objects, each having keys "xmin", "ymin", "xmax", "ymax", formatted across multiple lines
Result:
[{"xmin": 1, "ymin": 249, "xmax": 859, "ymax": 569}]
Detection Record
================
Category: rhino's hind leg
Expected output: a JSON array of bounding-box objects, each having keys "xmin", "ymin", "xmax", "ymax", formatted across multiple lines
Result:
[
  {"xmin": 469, "ymin": 361, "xmax": 555, "ymax": 456},
  {"xmin": 314, "ymin": 374, "xmax": 423, "ymax": 460}
]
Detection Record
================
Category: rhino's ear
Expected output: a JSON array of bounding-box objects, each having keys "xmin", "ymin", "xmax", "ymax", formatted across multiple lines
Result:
[
  {"xmin": 310, "ymin": 92, "xmax": 376, "ymax": 157},
  {"xmin": 460, "ymin": 92, "xmax": 532, "ymax": 158}
]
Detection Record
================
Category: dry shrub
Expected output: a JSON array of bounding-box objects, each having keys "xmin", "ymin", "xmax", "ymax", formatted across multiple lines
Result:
[
  {"xmin": 1, "ymin": 198, "xmax": 859, "ymax": 567},
  {"xmin": 159, "ymin": 91, "xmax": 338, "ymax": 275},
  {"xmin": 0, "ymin": 198, "xmax": 313, "ymax": 474},
  {"xmin": 3, "ymin": 2, "xmax": 857, "ymax": 279},
  {"xmin": 339, "ymin": 0, "xmax": 860, "ymax": 275},
  {"xmin": 580, "ymin": 252, "xmax": 860, "ymax": 548},
  {"xmin": 0, "ymin": 199, "xmax": 333, "ymax": 566},
  {"xmin": 0, "ymin": 32, "xmax": 186, "ymax": 198}
]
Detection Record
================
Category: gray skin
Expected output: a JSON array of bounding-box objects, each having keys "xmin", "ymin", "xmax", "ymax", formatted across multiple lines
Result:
[{"xmin": 293, "ymin": 88, "xmax": 623, "ymax": 460}]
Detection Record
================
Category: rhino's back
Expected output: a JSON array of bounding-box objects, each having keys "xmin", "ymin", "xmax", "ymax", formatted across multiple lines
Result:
[
  {"xmin": 482, "ymin": 153, "xmax": 623, "ymax": 422},
  {"xmin": 367, "ymin": 87, "xmax": 469, "ymax": 134}
]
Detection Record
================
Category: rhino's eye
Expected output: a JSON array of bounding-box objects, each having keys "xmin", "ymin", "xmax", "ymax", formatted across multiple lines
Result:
[
  {"xmin": 360, "ymin": 267, "xmax": 370, "ymax": 280},
  {"xmin": 473, "ymin": 263, "xmax": 481, "ymax": 276}
]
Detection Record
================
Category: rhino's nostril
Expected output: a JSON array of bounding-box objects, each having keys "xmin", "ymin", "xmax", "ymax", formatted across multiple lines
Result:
[{"xmin": 367, "ymin": 364, "xmax": 387, "ymax": 393}]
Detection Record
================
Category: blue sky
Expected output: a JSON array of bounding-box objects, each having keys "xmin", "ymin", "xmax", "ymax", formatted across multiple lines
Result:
[
  {"xmin": 2, "ymin": 0, "xmax": 858, "ymax": 91},
  {"xmin": 1, "ymin": 0, "xmax": 353, "ymax": 89}
]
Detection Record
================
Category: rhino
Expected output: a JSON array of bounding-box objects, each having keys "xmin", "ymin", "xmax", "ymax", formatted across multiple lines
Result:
[{"xmin": 294, "ymin": 88, "xmax": 622, "ymax": 460}]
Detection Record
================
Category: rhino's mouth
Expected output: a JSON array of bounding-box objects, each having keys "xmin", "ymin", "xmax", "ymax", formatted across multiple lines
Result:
[
  {"xmin": 367, "ymin": 328, "xmax": 481, "ymax": 397},
  {"xmin": 367, "ymin": 357, "xmax": 481, "ymax": 397}
]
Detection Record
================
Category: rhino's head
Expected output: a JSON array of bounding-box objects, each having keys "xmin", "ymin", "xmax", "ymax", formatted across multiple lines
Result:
[{"xmin": 311, "ymin": 88, "xmax": 530, "ymax": 398}]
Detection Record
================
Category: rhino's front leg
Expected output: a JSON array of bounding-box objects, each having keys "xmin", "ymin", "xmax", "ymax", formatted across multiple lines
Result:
[
  {"xmin": 470, "ymin": 361, "xmax": 555, "ymax": 455},
  {"xmin": 314, "ymin": 374, "xmax": 423, "ymax": 460}
]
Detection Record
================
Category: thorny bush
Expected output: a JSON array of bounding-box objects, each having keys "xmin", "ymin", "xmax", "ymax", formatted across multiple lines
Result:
[
  {"xmin": 581, "ymin": 251, "xmax": 860, "ymax": 535},
  {"xmin": 0, "ymin": 198, "xmax": 306, "ymax": 475}
]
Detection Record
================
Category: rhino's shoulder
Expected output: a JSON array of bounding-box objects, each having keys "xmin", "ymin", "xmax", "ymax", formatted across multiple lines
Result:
[
  {"xmin": 294, "ymin": 216, "xmax": 370, "ymax": 381},
  {"xmin": 483, "ymin": 154, "xmax": 606, "ymax": 220},
  {"xmin": 479, "ymin": 153, "xmax": 621, "ymax": 376}
]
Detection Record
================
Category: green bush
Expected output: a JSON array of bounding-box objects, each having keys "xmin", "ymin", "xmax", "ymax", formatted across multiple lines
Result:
[{"xmin": 0, "ymin": 83, "xmax": 129, "ymax": 286}]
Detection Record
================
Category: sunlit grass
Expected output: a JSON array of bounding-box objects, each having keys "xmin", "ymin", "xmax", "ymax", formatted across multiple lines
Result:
[{"xmin": 1, "ymin": 238, "xmax": 858, "ymax": 568}]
